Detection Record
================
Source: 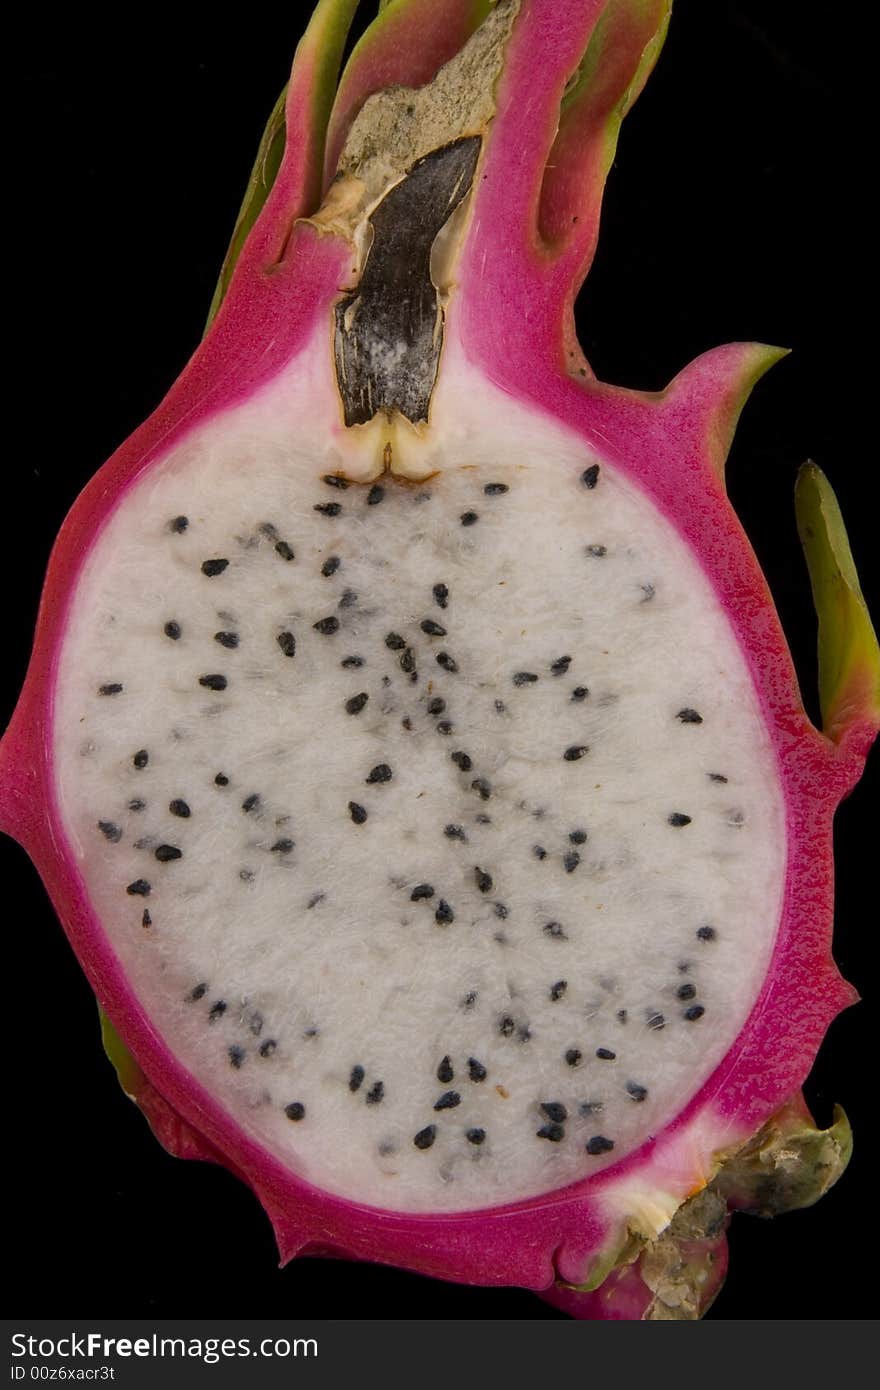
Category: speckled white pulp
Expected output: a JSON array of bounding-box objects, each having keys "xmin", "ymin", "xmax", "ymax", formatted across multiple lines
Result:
[{"xmin": 54, "ymin": 353, "xmax": 785, "ymax": 1212}]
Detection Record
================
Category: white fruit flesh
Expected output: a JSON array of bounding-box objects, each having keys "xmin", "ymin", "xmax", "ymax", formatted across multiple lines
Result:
[{"xmin": 54, "ymin": 355, "xmax": 784, "ymax": 1212}]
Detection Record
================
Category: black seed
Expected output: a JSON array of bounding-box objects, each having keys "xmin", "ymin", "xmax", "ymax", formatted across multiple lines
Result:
[
  {"xmin": 467, "ymin": 1058, "xmax": 487, "ymax": 1082},
  {"xmin": 617, "ymin": 1009, "xmax": 628, "ymax": 1023},
  {"xmin": 436, "ymin": 720, "xmax": 454, "ymax": 735},
  {"xmin": 259, "ymin": 1039, "xmax": 277, "ymax": 1058},
  {"xmin": 476, "ymin": 813, "xmax": 491, "ymax": 825},
  {"xmin": 366, "ymin": 763, "xmax": 392, "ymax": 785},
  {"xmin": 677, "ymin": 708, "xmax": 703, "ymax": 724},
  {"xmin": 141, "ymin": 909, "xmax": 152, "ymax": 928},
  {"xmin": 313, "ymin": 616, "xmax": 339, "ymax": 635},
  {"xmin": 586, "ymin": 544, "xmax": 607, "ymax": 557},
  {"xmin": 285, "ymin": 1102, "xmax": 306, "ymax": 1121},
  {"xmin": 307, "ymin": 892, "xmax": 324, "ymax": 909},
  {"xmin": 215, "ymin": 630, "xmax": 239, "ymax": 648},
  {"xmin": 348, "ymin": 801, "xmax": 368, "ymax": 825},
  {"xmin": 321, "ymin": 556, "xmax": 341, "ymax": 577},
  {"xmin": 155, "ymin": 844, "xmax": 182, "ymax": 863},
  {"xmin": 513, "ymin": 671, "xmax": 539, "ymax": 686},
  {"xmin": 170, "ymin": 515, "xmax": 189, "ymax": 533},
  {"xmin": 414, "ymin": 1125, "xmax": 436, "ymax": 1150},
  {"xmin": 677, "ymin": 983, "xmax": 697, "ymax": 1000},
  {"xmin": 169, "ymin": 799, "xmax": 191, "ymax": 818},
  {"xmin": 436, "ymin": 652, "xmax": 458, "ymax": 672},
  {"xmin": 543, "ymin": 921, "xmax": 566, "ymax": 939},
  {"xmin": 586, "ymin": 1135, "xmax": 615, "ymax": 1155},
  {"xmin": 421, "ymin": 619, "xmax": 447, "ymax": 637},
  {"xmin": 241, "ymin": 793, "xmax": 261, "ymax": 814},
  {"xmin": 275, "ymin": 540, "xmax": 295, "ymax": 561},
  {"xmin": 563, "ymin": 850, "xmax": 581, "ymax": 873},
  {"xmin": 640, "ymin": 582, "xmax": 656, "ymax": 602},
  {"xmin": 537, "ymin": 1123, "xmax": 564, "ymax": 1142},
  {"xmin": 541, "ymin": 1102, "xmax": 568, "ymax": 1123},
  {"xmin": 339, "ymin": 589, "xmax": 358, "ymax": 609},
  {"xmin": 98, "ymin": 820, "xmax": 122, "ymax": 843},
  {"xmin": 385, "ymin": 632, "xmax": 406, "ymax": 650},
  {"xmin": 366, "ymin": 1081, "xmax": 385, "ymax": 1105},
  {"xmin": 323, "ymin": 474, "xmax": 348, "ymax": 489},
  {"xmin": 349, "ymin": 1065, "xmax": 365, "ymax": 1092},
  {"xmin": 126, "ymin": 879, "xmax": 151, "ymax": 896},
  {"xmin": 596, "ymin": 1047, "xmax": 616, "ymax": 1061},
  {"xmin": 571, "ymin": 687, "xmax": 589, "ymax": 702},
  {"xmin": 314, "ymin": 502, "xmax": 342, "ymax": 516},
  {"xmin": 484, "ymin": 482, "xmax": 509, "ymax": 495},
  {"xmin": 201, "ymin": 558, "xmax": 229, "ymax": 577},
  {"xmin": 684, "ymin": 1005, "xmax": 706, "ymax": 1021},
  {"xmin": 433, "ymin": 583, "xmax": 449, "ymax": 608},
  {"xmin": 569, "ymin": 829, "xmax": 588, "ymax": 844},
  {"xmin": 411, "ymin": 883, "xmax": 435, "ymax": 901},
  {"xmin": 128, "ymin": 799, "xmax": 146, "ymax": 812},
  {"xmin": 460, "ymin": 511, "xmax": 479, "ymax": 526},
  {"xmin": 367, "ymin": 484, "xmax": 385, "ymax": 505},
  {"xmin": 434, "ymin": 1090, "xmax": 461, "ymax": 1111},
  {"xmin": 494, "ymin": 902, "xmax": 508, "ymax": 919},
  {"xmin": 437, "ymin": 1056, "xmax": 454, "ymax": 1083},
  {"xmin": 435, "ymin": 899, "xmax": 454, "ymax": 925},
  {"xmin": 668, "ymin": 812, "xmax": 692, "ymax": 826},
  {"xmin": 565, "ymin": 1049, "xmax": 582, "ymax": 1067},
  {"xmin": 533, "ymin": 845, "xmax": 547, "ymax": 861},
  {"xmin": 581, "ymin": 464, "xmax": 600, "ymax": 489},
  {"xmin": 626, "ymin": 1082, "xmax": 648, "ymax": 1102},
  {"xmin": 427, "ymin": 697, "xmax": 446, "ymax": 716},
  {"xmin": 98, "ymin": 683, "xmax": 123, "ymax": 696},
  {"xmin": 164, "ymin": 620, "xmax": 181, "ymax": 640},
  {"xmin": 228, "ymin": 1045, "xmax": 245, "ymax": 1069},
  {"xmin": 473, "ymin": 867, "xmax": 492, "ymax": 894},
  {"xmin": 444, "ymin": 824, "xmax": 467, "ymax": 841},
  {"xmin": 190, "ymin": 983, "xmax": 207, "ymax": 1001},
  {"xmin": 214, "ymin": 773, "xmax": 229, "ymax": 786},
  {"xmin": 199, "ymin": 674, "xmax": 227, "ymax": 691},
  {"xmin": 708, "ymin": 773, "xmax": 728, "ymax": 784},
  {"xmin": 471, "ymin": 777, "xmax": 491, "ymax": 800},
  {"xmin": 209, "ymin": 1000, "xmax": 227, "ymax": 1021},
  {"xmin": 646, "ymin": 1012, "xmax": 666, "ymax": 1030},
  {"xmin": 550, "ymin": 981, "xmax": 567, "ymax": 1002},
  {"xmin": 400, "ymin": 647, "xmax": 416, "ymax": 673},
  {"xmin": 271, "ymin": 838, "xmax": 295, "ymax": 854},
  {"xmin": 696, "ymin": 925, "xmax": 717, "ymax": 941},
  {"xmin": 341, "ymin": 655, "xmax": 364, "ymax": 668},
  {"xmin": 345, "ymin": 692, "xmax": 369, "ymax": 715},
  {"xmin": 450, "ymin": 751, "xmax": 472, "ymax": 771},
  {"xmin": 499, "ymin": 1015, "xmax": 515, "ymax": 1037},
  {"xmin": 579, "ymin": 1100, "xmax": 603, "ymax": 1116},
  {"xmin": 550, "ymin": 656, "xmax": 572, "ymax": 676},
  {"xmin": 564, "ymin": 745, "xmax": 589, "ymax": 761},
  {"xmin": 494, "ymin": 699, "xmax": 507, "ymax": 713},
  {"xmin": 462, "ymin": 992, "xmax": 478, "ymax": 1011},
  {"xmin": 277, "ymin": 631, "xmax": 297, "ymax": 658},
  {"xmin": 249, "ymin": 1012, "xmax": 264, "ymax": 1037},
  {"xmin": 466, "ymin": 1127, "xmax": 486, "ymax": 1145}
]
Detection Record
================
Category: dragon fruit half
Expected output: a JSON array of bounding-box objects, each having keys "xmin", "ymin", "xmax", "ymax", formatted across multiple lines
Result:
[{"xmin": 4, "ymin": 0, "xmax": 876, "ymax": 1319}]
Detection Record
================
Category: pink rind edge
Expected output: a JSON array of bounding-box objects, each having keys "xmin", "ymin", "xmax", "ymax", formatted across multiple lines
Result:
[{"xmin": 0, "ymin": 0, "xmax": 872, "ymax": 1298}]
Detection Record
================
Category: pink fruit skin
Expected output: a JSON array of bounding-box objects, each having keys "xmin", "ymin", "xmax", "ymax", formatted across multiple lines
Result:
[{"xmin": 0, "ymin": 0, "xmax": 874, "ymax": 1306}]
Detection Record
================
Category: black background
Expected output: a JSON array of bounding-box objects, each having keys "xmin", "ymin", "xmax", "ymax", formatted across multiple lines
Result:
[{"xmin": 6, "ymin": 2, "xmax": 875, "ymax": 1319}]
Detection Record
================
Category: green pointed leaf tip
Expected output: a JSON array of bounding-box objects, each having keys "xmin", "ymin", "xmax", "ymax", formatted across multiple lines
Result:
[
  {"xmin": 98, "ymin": 1006, "xmax": 144, "ymax": 1099},
  {"xmin": 795, "ymin": 463, "xmax": 880, "ymax": 739},
  {"xmin": 206, "ymin": 0, "xmax": 360, "ymax": 333}
]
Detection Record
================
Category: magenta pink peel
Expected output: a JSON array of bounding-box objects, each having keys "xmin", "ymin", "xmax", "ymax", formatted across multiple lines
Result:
[{"xmin": 1, "ymin": 0, "xmax": 875, "ymax": 1318}]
